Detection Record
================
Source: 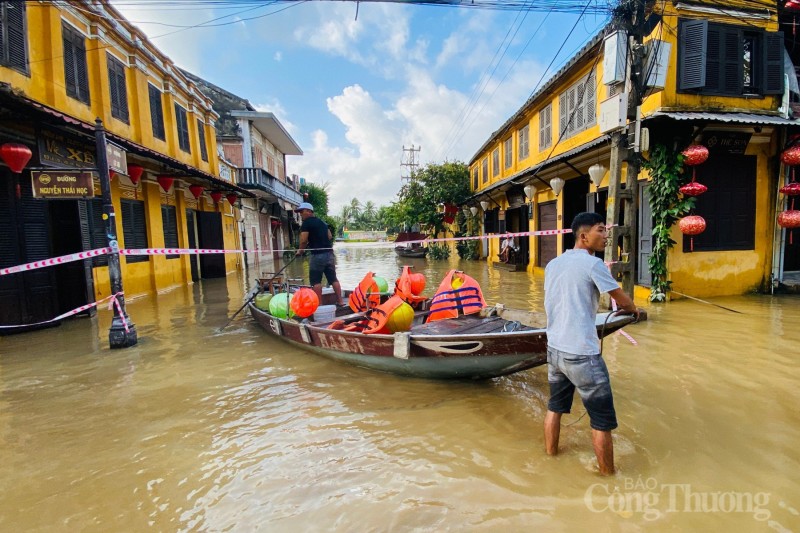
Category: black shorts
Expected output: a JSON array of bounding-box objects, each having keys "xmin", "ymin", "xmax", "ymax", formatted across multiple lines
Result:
[{"xmin": 309, "ymin": 251, "xmax": 338, "ymax": 286}]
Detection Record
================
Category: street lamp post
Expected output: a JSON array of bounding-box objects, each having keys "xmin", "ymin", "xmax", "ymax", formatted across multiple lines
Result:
[{"xmin": 95, "ymin": 119, "xmax": 138, "ymax": 348}]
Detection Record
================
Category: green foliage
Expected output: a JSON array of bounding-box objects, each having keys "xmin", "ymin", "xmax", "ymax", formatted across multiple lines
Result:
[
  {"xmin": 642, "ymin": 144, "xmax": 696, "ymax": 302},
  {"xmin": 455, "ymin": 211, "xmax": 479, "ymax": 260},
  {"xmin": 428, "ymin": 243, "xmax": 451, "ymax": 260},
  {"xmin": 300, "ymin": 182, "xmax": 330, "ymax": 220},
  {"xmin": 394, "ymin": 161, "xmax": 471, "ymax": 235}
]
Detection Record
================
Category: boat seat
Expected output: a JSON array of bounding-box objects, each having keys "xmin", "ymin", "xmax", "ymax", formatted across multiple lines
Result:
[{"xmin": 258, "ymin": 275, "xmax": 283, "ymax": 294}]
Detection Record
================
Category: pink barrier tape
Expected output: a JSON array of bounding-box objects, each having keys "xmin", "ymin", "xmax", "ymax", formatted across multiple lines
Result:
[
  {"xmin": 607, "ymin": 267, "xmax": 637, "ymax": 346},
  {"xmin": 0, "ymin": 247, "xmax": 112, "ymax": 277},
  {"xmin": 0, "ymin": 292, "xmax": 123, "ymax": 330},
  {"xmin": 0, "ymin": 227, "xmax": 590, "ymax": 277},
  {"xmin": 109, "ymin": 293, "xmax": 130, "ymax": 333}
]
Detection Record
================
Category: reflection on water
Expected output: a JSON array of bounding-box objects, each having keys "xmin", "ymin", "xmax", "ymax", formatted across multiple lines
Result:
[{"xmin": 1, "ymin": 244, "xmax": 799, "ymax": 530}]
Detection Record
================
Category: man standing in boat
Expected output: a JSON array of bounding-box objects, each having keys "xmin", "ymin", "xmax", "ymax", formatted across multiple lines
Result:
[
  {"xmin": 543, "ymin": 212, "xmax": 639, "ymax": 475},
  {"xmin": 295, "ymin": 202, "xmax": 345, "ymax": 306}
]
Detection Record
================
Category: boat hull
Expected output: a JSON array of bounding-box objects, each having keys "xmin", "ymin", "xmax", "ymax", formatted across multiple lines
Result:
[{"xmin": 249, "ymin": 305, "xmax": 634, "ymax": 380}]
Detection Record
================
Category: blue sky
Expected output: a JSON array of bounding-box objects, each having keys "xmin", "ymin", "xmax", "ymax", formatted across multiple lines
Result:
[{"xmin": 112, "ymin": 1, "xmax": 610, "ymax": 214}]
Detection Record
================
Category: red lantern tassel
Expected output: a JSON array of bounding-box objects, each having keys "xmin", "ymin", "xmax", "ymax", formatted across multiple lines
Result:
[
  {"xmin": 692, "ymin": 168, "xmax": 696, "ymax": 183},
  {"xmin": 690, "ymin": 236, "xmax": 694, "ymax": 252}
]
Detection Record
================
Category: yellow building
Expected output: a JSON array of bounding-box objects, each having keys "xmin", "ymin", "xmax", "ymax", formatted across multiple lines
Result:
[
  {"xmin": 0, "ymin": 1, "xmax": 250, "ymax": 330},
  {"xmin": 467, "ymin": 0, "xmax": 798, "ymax": 299}
]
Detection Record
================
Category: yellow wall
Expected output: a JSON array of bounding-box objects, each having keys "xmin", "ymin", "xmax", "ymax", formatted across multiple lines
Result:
[{"xmin": 1, "ymin": 1, "xmax": 242, "ymax": 300}]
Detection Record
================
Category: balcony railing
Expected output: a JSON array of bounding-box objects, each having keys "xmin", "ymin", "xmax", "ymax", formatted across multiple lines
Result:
[{"xmin": 236, "ymin": 167, "xmax": 302, "ymax": 205}]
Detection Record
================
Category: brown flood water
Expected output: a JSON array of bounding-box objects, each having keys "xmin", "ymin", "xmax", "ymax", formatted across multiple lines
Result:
[{"xmin": 1, "ymin": 243, "xmax": 799, "ymax": 531}]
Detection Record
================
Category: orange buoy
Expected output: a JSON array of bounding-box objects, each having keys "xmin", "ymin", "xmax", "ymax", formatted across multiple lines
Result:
[{"xmin": 290, "ymin": 287, "xmax": 319, "ymax": 318}]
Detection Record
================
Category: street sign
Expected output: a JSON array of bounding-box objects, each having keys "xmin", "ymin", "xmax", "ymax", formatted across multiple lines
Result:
[{"xmin": 31, "ymin": 170, "xmax": 96, "ymax": 199}]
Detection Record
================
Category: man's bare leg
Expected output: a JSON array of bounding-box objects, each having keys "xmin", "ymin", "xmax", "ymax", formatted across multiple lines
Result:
[
  {"xmin": 591, "ymin": 429, "xmax": 615, "ymax": 475},
  {"xmin": 312, "ymin": 283, "xmax": 323, "ymax": 302},
  {"xmin": 544, "ymin": 411, "xmax": 562, "ymax": 455},
  {"xmin": 332, "ymin": 280, "xmax": 344, "ymax": 305}
]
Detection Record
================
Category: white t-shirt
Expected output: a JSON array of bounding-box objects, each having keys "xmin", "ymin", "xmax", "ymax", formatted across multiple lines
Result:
[{"xmin": 544, "ymin": 249, "xmax": 620, "ymax": 355}]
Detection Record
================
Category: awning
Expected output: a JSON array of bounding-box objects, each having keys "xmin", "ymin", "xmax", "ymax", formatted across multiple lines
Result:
[
  {"xmin": 465, "ymin": 135, "xmax": 610, "ymax": 203},
  {"xmin": 648, "ymin": 111, "xmax": 800, "ymax": 126},
  {"xmin": 0, "ymin": 84, "xmax": 254, "ymax": 197}
]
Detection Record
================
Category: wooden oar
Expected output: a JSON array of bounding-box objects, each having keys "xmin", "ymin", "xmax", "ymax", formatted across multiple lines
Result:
[{"xmin": 218, "ymin": 254, "xmax": 299, "ymax": 331}]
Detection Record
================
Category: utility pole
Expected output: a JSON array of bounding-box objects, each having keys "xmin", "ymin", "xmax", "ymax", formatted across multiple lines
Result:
[
  {"xmin": 95, "ymin": 119, "xmax": 138, "ymax": 348},
  {"xmin": 604, "ymin": 0, "xmax": 647, "ymax": 298},
  {"xmin": 400, "ymin": 144, "xmax": 421, "ymax": 181}
]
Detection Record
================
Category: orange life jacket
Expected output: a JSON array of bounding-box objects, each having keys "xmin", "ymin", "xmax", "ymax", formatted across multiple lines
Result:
[
  {"xmin": 394, "ymin": 266, "xmax": 426, "ymax": 305},
  {"xmin": 330, "ymin": 295, "xmax": 405, "ymax": 334},
  {"xmin": 426, "ymin": 270, "xmax": 486, "ymax": 323},
  {"xmin": 349, "ymin": 271, "xmax": 381, "ymax": 313}
]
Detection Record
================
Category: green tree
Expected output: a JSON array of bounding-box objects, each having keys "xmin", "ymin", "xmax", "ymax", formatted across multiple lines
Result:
[
  {"xmin": 394, "ymin": 161, "xmax": 470, "ymax": 235},
  {"xmin": 300, "ymin": 181, "xmax": 330, "ymax": 220}
]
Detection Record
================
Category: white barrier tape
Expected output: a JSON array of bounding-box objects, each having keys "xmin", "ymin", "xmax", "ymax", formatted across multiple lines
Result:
[
  {"xmin": 0, "ymin": 292, "xmax": 123, "ymax": 330},
  {"xmin": 0, "ymin": 247, "xmax": 112, "ymax": 277}
]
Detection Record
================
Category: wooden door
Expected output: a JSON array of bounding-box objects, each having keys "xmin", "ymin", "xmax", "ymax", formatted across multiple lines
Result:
[{"xmin": 537, "ymin": 201, "xmax": 558, "ymax": 267}]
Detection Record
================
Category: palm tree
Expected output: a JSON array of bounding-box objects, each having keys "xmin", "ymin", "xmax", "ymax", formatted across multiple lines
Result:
[
  {"xmin": 339, "ymin": 205, "xmax": 352, "ymax": 230},
  {"xmin": 362, "ymin": 201, "xmax": 377, "ymax": 229},
  {"xmin": 348, "ymin": 198, "xmax": 362, "ymax": 220}
]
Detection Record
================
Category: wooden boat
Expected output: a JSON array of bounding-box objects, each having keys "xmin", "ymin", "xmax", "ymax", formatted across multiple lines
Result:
[
  {"xmin": 394, "ymin": 231, "xmax": 428, "ymax": 258},
  {"xmin": 248, "ymin": 298, "xmax": 637, "ymax": 380}
]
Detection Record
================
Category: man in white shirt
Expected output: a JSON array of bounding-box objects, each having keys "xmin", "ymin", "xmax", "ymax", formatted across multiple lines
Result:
[{"xmin": 543, "ymin": 212, "xmax": 640, "ymax": 475}]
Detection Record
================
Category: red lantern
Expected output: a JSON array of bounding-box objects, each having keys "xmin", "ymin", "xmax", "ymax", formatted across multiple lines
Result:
[
  {"xmin": 0, "ymin": 143, "xmax": 33, "ymax": 173},
  {"xmin": 188, "ymin": 185, "xmax": 204, "ymax": 199},
  {"xmin": 289, "ymin": 287, "xmax": 320, "ymax": 318},
  {"xmin": 780, "ymin": 182, "xmax": 800, "ymax": 196},
  {"xmin": 778, "ymin": 210, "xmax": 800, "ymax": 229},
  {"xmin": 210, "ymin": 191, "xmax": 223, "ymax": 203},
  {"xmin": 781, "ymin": 145, "xmax": 800, "ymax": 166},
  {"xmin": 682, "ymin": 145, "xmax": 709, "ymax": 166},
  {"xmin": 679, "ymin": 215, "xmax": 706, "ymax": 252},
  {"xmin": 679, "ymin": 182, "xmax": 708, "ymax": 197},
  {"xmin": 127, "ymin": 164, "xmax": 144, "ymax": 185},
  {"xmin": 226, "ymin": 193, "xmax": 238, "ymax": 206},
  {"xmin": 779, "ymin": 209, "xmax": 800, "ymax": 244},
  {"xmin": 157, "ymin": 175, "xmax": 174, "ymax": 193}
]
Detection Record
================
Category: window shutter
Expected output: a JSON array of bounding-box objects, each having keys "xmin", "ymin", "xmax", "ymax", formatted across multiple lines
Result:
[
  {"xmin": 121, "ymin": 199, "xmax": 148, "ymax": 263},
  {"xmin": 162, "ymin": 205, "xmax": 179, "ymax": 259},
  {"xmin": 62, "ymin": 26, "xmax": 77, "ymax": 97},
  {"xmin": 763, "ymin": 31, "xmax": 785, "ymax": 95},
  {"xmin": 585, "ymin": 73, "xmax": 596, "ymax": 126},
  {"xmin": 107, "ymin": 55, "xmax": 119, "ymax": 118},
  {"xmin": 149, "ymin": 84, "xmax": 165, "ymax": 140},
  {"xmin": 75, "ymin": 31, "xmax": 90, "ymax": 104},
  {"xmin": 197, "ymin": 119, "xmax": 208, "ymax": 162},
  {"xmin": 679, "ymin": 19, "xmax": 707, "ymax": 90},
  {"xmin": 6, "ymin": 1, "xmax": 27, "ymax": 73},
  {"xmin": 574, "ymin": 82, "xmax": 585, "ymax": 130},
  {"xmin": 107, "ymin": 55, "xmax": 129, "ymax": 122},
  {"xmin": 721, "ymin": 27, "xmax": 742, "ymax": 95},
  {"xmin": 559, "ymin": 93, "xmax": 568, "ymax": 138},
  {"xmin": 704, "ymin": 25, "xmax": 721, "ymax": 93}
]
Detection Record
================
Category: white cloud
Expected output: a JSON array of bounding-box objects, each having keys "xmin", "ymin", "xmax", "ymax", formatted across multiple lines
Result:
[
  {"xmin": 273, "ymin": 51, "xmax": 282, "ymax": 61},
  {"xmin": 111, "ymin": 2, "xmax": 216, "ymax": 74}
]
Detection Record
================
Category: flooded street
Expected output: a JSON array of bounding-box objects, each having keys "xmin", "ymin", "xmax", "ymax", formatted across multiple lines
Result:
[{"xmin": 1, "ymin": 244, "xmax": 799, "ymax": 531}]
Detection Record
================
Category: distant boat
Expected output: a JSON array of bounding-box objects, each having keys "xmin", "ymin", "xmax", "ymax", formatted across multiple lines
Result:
[{"xmin": 394, "ymin": 231, "xmax": 428, "ymax": 258}]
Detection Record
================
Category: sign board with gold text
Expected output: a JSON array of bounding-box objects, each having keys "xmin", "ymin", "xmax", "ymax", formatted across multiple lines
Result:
[{"xmin": 31, "ymin": 170, "xmax": 96, "ymax": 199}]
